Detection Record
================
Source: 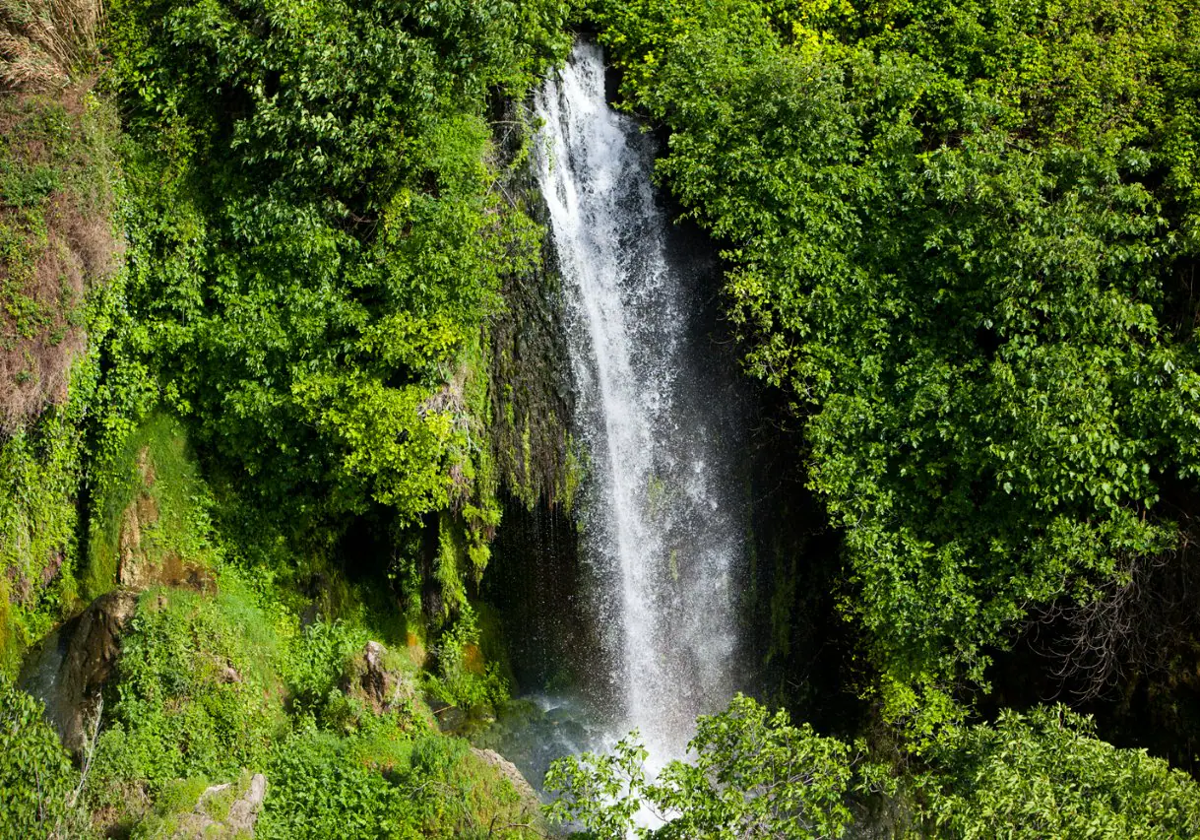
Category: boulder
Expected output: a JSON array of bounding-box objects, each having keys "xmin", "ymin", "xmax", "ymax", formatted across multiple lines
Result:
[{"xmin": 470, "ymin": 747, "xmax": 539, "ymax": 804}]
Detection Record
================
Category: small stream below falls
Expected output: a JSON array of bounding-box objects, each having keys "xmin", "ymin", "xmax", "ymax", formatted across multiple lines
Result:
[{"xmin": 491, "ymin": 39, "xmax": 751, "ymax": 781}]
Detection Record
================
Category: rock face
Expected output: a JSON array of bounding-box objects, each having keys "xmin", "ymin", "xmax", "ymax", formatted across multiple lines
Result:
[
  {"xmin": 25, "ymin": 588, "xmax": 139, "ymax": 754},
  {"xmin": 470, "ymin": 747, "xmax": 539, "ymax": 804},
  {"xmin": 171, "ymin": 773, "xmax": 268, "ymax": 839}
]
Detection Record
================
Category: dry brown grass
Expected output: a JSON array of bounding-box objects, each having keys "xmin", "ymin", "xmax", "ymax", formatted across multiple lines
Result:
[{"xmin": 0, "ymin": 0, "xmax": 102, "ymax": 90}]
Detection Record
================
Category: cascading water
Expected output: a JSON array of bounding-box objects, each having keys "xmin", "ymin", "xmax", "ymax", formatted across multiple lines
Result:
[{"xmin": 534, "ymin": 40, "xmax": 749, "ymax": 766}]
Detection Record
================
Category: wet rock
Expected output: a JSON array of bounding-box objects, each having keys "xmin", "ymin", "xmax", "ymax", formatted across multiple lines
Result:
[
  {"xmin": 171, "ymin": 773, "xmax": 268, "ymax": 839},
  {"xmin": 472, "ymin": 697, "xmax": 606, "ymax": 798},
  {"xmin": 431, "ymin": 701, "xmax": 470, "ymax": 735}
]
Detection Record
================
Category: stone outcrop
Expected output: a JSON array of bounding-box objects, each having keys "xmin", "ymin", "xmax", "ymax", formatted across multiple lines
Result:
[
  {"xmin": 170, "ymin": 773, "xmax": 268, "ymax": 839},
  {"xmin": 342, "ymin": 640, "xmax": 426, "ymax": 720},
  {"xmin": 30, "ymin": 588, "xmax": 138, "ymax": 754},
  {"xmin": 117, "ymin": 446, "xmax": 213, "ymax": 592}
]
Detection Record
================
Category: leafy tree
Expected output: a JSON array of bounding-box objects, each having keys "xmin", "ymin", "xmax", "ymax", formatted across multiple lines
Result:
[
  {"xmin": 592, "ymin": 0, "xmax": 1200, "ymax": 711},
  {"xmin": 94, "ymin": 0, "xmax": 572, "ymax": 622},
  {"xmin": 102, "ymin": 0, "xmax": 570, "ymax": 531},
  {"xmin": 545, "ymin": 694, "xmax": 891, "ymax": 839}
]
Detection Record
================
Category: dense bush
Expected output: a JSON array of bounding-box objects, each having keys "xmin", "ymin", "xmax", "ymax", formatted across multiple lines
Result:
[
  {"xmin": 102, "ymin": 0, "xmax": 569, "ymax": 526},
  {"xmin": 260, "ymin": 726, "xmax": 540, "ymax": 839},
  {"xmin": 257, "ymin": 726, "xmax": 423, "ymax": 840},
  {"xmin": 920, "ymin": 705, "xmax": 1200, "ymax": 837},
  {"xmin": 90, "ymin": 586, "xmax": 289, "ymax": 792},
  {"xmin": 424, "ymin": 603, "xmax": 510, "ymax": 718}
]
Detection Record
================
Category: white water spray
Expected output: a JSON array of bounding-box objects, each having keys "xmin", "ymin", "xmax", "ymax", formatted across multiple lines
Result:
[{"xmin": 534, "ymin": 41, "xmax": 748, "ymax": 766}]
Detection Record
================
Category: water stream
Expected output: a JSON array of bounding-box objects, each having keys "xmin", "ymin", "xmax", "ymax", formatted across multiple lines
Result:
[{"xmin": 533, "ymin": 40, "xmax": 749, "ymax": 768}]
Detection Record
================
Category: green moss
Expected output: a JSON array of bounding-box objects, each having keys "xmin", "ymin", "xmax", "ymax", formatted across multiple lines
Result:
[
  {"xmin": 473, "ymin": 601, "xmax": 517, "ymax": 695},
  {"xmin": 554, "ymin": 433, "xmax": 583, "ymax": 511},
  {"xmin": 435, "ymin": 512, "xmax": 467, "ymax": 621}
]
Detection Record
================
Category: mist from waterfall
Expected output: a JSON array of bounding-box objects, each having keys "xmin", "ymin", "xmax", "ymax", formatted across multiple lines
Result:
[{"xmin": 533, "ymin": 40, "xmax": 749, "ymax": 767}]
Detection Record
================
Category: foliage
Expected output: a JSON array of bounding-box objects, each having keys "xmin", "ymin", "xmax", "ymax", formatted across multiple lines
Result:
[
  {"xmin": 918, "ymin": 705, "xmax": 1200, "ymax": 838},
  {"xmin": 0, "ymin": 385, "xmax": 87, "ymax": 674},
  {"xmin": 0, "ymin": 53, "xmax": 119, "ymax": 673},
  {"xmin": 258, "ymin": 724, "xmax": 540, "ymax": 839},
  {"xmin": 545, "ymin": 695, "xmax": 1200, "ymax": 839},
  {"xmin": 424, "ymin": 603, "xmax": 510, "ymax": 717},
  {"xmin": 81, "ymin": 567, "xmax": 536, "ymax": 836},
  {"xmin": 545, "ymin": 694, "xmax": 891, "ymax": 839},
  {"xmin": 0, "ymin": 83, "xmax": 118, "ymax": 430},
  {"xmin": 83, "ymin": 412, "xmax": 219, "ymax": 599},
  {"xmin": 101, "ymin": 0, "xmax": 570, "ymax": 538},
  {"xmin": 0, "ymin": 675, "xmax": 78, "ymax": 835},
  {"xmin": 89, "ymin": 585, "xmax": 289, "ymax": 794},
  {"xmin": 130, "ymin": 773, "xmax": 234, "ymax": 839},
  {"xmin": 0, "ymin": 90, "xmax": 120, "ymax": 676},
  {"xmin": 256, "ymin": 726, "xmax": 421, "ymax": 840},
  {"xmin": 282, "ymin": 618, "xmax": 368, "ymax": 713},
  {"xmin": 70, "ymin": 456, "xmax": 529, "ymax": 836},
  {"xmin": 592, "ymin": 0, "xmax": 1200, "ymax": 703}
]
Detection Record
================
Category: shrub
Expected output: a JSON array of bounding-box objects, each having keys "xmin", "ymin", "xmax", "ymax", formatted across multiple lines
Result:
[
  {"xmin": 424, "ymin": 605, "xmax": 509, "ymax": 718},
  {"xmin": 0, "ymin": 676, "xmax": 78, "ymax": 835},
  {"xmin": 920, "ymin": 706, "xmax": 1200, "ymax": 838},
  {"xmin": 89, "ymin": 587, "xmax": 288, "ymax": 793}
]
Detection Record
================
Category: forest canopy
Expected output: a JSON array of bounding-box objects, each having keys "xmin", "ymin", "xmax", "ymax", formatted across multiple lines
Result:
[{"xmin": 592, "ymin": 0, "xmax": 1200, "ymax": 717}]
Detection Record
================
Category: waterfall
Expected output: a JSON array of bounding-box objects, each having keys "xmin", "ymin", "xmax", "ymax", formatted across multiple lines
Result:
[{"xmin": 534, "ymin": 40, "xmax": 748, "ymax": 766}]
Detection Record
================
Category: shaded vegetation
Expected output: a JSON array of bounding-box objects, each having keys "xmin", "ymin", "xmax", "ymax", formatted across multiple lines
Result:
[{"xmin": 0, "ymin": 39, "xmax": 118, "ymax": 676}]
